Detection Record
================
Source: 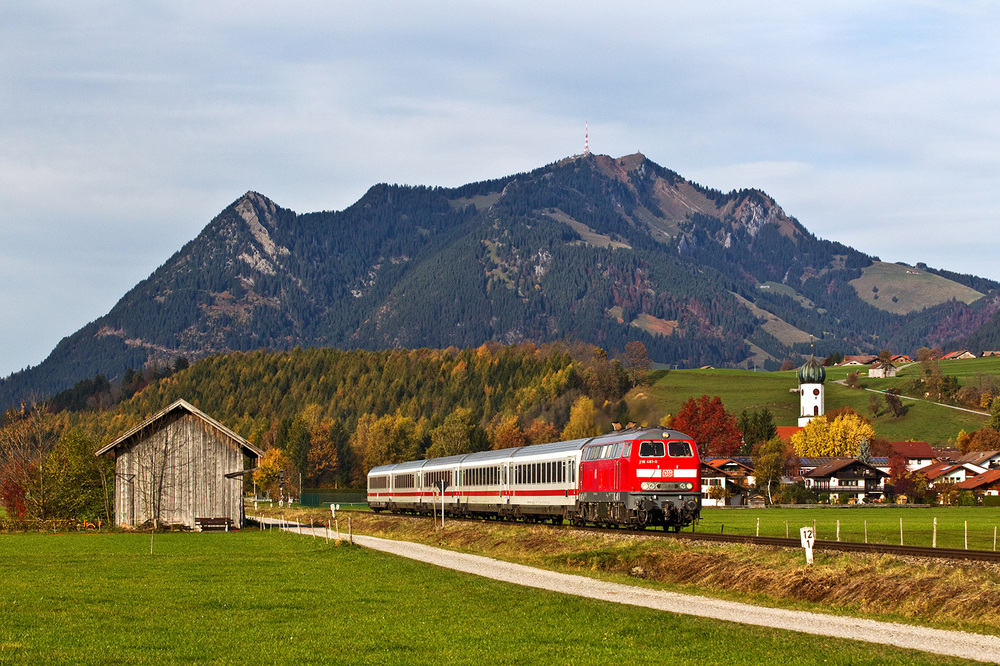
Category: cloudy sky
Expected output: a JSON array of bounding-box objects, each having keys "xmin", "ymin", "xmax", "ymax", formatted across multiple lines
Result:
[{"xmin": 2, "ymin": 2, "xmax": 999, "ymax": 377}]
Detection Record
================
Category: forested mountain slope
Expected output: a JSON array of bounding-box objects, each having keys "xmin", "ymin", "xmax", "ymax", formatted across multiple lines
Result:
[{"xmin": 3, "ymin": 152, "xmax": 999, "ymax": 410}]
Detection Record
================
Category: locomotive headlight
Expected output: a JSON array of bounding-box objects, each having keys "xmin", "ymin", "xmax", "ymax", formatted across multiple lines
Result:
[{"xmin": 641, "ymin": 482, "xmax": 651, "ymax": 491}]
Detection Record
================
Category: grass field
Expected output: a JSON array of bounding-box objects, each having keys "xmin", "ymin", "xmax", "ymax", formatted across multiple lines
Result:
[
  {"xmin": 632, "ymin": 358, "xmax": 999, "ymax": 445},
  {"xmin": 0, "ymin": 531, "xmax": 974, "ymax": 665},
  {"xmin": 698, "ymin": 506, "xmax": 1000, "ymax": 549}
]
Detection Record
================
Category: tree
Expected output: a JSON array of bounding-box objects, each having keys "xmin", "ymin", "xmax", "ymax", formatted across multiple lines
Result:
[
  {"xmin": 622, "ymin": 341, "xmax": 652, "ymax": 385},
  {"xmin": 357, "ymin": 413, "xmax": 422, "ymax": 472},
  {"xmin": 42, "ymin": 429, "xmax": 112, "ymax": 522},
  {"xmin": 0, "ymin": 405, "xmax": 57, "ymax": 522},
  {"xmin": 306, "ymin": 419, "xmax": 340, "ymax": 486},
  {"xmin": 790, "ymin": 410, "xmax": 876, "ymax": 457},
  {"xmin": 752, "ymin": 436, "xmax": 795, "ymax": 503},
  {"xmin": 957, "ymin": 429, "xmax": 973, "ymax": 456},
  {"xmin": 884, "ymin": 389, "xmax": 906, "ymax": 418},
  {"xmin": 672, "ymin": 395, "xmax": 742, "ymax": 457},
  {"xmin": 867, "ymin": 393, "xmax": 884, "ymax": 418},
  {"xmin": 970, "ymin": 427, "xmax": 1000, "ymax": 451},
  {"xmin": 253, "ymin": 448, "xmax": 289, "ymax": 499},
  {"xmin": 488, "ymin": 414, "xmax": 527, "ymax": 450},
  {"xmin": 561, "ymin": 397, "xmax": 601, "ymax": 440},
  {"xmin": 856, "ymin": 437, "xmax": 872, "ymax": 465},
  {"xmin": 425, "ymin": 408, "xmax": 489, "ymax": 459},
  {"xmin": 523, "ymin": 419, "xmax": 560, "ymax": 446},
  {"xmin": 990, "ymin": 396, "xmax": 1000, "ymax": 431},
  {"xmin": 738, "ymin": 408, "xmax": 776, "ymax": 455}
]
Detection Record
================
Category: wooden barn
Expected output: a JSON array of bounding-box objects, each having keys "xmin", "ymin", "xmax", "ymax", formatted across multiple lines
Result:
[{"xmin": 95, "ymin": 399, "xmax": 263, "ymax": 530}]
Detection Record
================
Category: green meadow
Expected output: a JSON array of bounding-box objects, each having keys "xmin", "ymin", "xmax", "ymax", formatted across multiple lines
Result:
[
  {"xmin": 0, "ymin": 531, "xmax": 975, "ymax": 665},
  {"xmin": 633, "ymin": 357, "xmax": 999, "ymax": 445},
  {"xmin": 698, "ymin": 506, "xmax": 1000, "ymax": 550}
]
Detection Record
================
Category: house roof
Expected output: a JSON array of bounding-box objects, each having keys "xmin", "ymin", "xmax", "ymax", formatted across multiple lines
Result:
[
  {"xmin": 95, "ymin": 399, "xmax": 264, "ymax": 458},
  {"xmin": 805, "ymin": 458, "xmax": 888, "ymax": 479},
  {"xmin": 914, "ymin": 461, "xmax": 983, "ymax": 480},
  {"xmin": 706, "ymin": 458, "xmax": 754, "ymax": 473},
  {"xmin": 957, "ymin": 451, "xmax": 1000, "ymax": 466},
  {"xmin": 890, "ymin": 441, "xmax": 937, "ymax": 459},
  {"xmin": 839, "ymin": 355, "xmax": 877, "ymax": 365},
  {"xmin": 956, "ymin": 469, "xmax": 1000, "ymax": 490},
  {"xmin": 775, "ymin": 426, "xmax": 803, "ymax": 442}
]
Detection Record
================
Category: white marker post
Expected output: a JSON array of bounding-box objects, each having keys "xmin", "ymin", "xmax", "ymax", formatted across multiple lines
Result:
[{"xmin": 800, "ymin": 526, "xmax": 815, "ymax": 565}]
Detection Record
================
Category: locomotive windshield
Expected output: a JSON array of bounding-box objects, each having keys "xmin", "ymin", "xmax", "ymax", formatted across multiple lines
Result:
[
  {"xmin": 668, "ymin": 440, "xmax": 694, "ymax": 457},
  {"xmin": 638, "ymin": 441, "xmax": 665, "ymax": 457}
]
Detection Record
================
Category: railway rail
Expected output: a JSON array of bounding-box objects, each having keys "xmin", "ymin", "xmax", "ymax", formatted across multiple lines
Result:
[{"xmin": 636, "ymin": 525, "xmax": 1000, "ymax": 562}]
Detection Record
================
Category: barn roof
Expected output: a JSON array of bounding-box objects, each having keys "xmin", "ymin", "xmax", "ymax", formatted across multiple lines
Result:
[{"xmin": 94, "ymin": 399, "xmax": 264, "ymax": 458}]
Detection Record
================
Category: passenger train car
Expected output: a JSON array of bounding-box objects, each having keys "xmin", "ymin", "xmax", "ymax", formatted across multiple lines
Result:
[{"xmin": 367, "ymin": 426, "xmax": 701, "ymax": 529}]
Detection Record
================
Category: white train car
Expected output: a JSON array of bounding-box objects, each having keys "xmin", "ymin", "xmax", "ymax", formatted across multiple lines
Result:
[{"xmin": 367, "ymin": 439, "xmax": 587, "ymax": 522}]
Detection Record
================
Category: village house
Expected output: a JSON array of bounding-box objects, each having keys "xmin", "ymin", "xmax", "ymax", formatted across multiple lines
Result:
[
  {"xmin": 890, "ymin": 441, "xmax": 940, "ymax": 472},
  {"xmin": 803, "ymin": 459, "xmax": 889, "ymax": 503},
  {"xmin": 838, "ymin": 355, "xmax": 877, "ymax": 366},
  {"xmin": 868, "ymin": 361, "xmax": 897, "ymax": 378},
  {"xmin": 700, "ymin": 461, "xmax": 750, "ymax": 507},
  {"xmin": 955, "ymin": 469, "xmax": 1000, "ymax": 496},
  {"xmin": 956, "ymin": 451, "xmax": 1000, "ymax": 469},
  {"xmin": 942, "ymin": 350, "xmax": 977, "ymax": 360},
  {"xmin": 95, "ymin": 399, "xmax": 263, "ymax": 530},
  {"xmin": 915, "ymin": 461, "xmax": 987, "ymax": 488}
]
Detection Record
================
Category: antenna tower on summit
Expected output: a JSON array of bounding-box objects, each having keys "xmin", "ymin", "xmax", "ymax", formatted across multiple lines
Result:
[{"xmin": 584, "ymin": 121, "xmax": 590, "ymax": 155}]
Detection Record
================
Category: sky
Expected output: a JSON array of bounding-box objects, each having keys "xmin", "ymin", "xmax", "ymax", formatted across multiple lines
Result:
[{"xmin": 2, "ymin": 2, "xmax": 999, "ymax": 378}]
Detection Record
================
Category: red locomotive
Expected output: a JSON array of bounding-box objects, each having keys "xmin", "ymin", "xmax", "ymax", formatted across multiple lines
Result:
[{"xmin": 368, "ymin": 426, "xmax": 701, "ymax": 530}]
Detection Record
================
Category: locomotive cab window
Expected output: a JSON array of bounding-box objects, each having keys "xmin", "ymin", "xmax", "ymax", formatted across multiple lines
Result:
[
  {"xmin": 668, "ymin": 440, "xmax": 694, "ymax": 457},
  {"xmin": 638, "ymin": 441, "xmax": 666, "ymax": 458}
]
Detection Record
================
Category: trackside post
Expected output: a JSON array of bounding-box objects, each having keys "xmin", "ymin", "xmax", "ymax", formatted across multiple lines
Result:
[{"xmin": 800, "ymin": 526, "xmax": 815, "ymax": 565}]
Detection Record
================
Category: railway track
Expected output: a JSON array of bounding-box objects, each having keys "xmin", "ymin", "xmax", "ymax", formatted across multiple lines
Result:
[{"xmin": 655, "ymin": 528, "xmax": 1000, "ymax": 562}]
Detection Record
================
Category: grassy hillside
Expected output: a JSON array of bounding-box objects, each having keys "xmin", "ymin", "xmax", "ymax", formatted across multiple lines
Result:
[
  {"xmin": 850, "ymin": 261, "xmax": 984, "ymax": 314},
  {"xmin": 631, "ymin": 358, "xmax": 998, "ymax": 446}
]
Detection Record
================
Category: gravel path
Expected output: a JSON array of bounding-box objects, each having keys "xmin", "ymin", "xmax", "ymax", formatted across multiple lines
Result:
[{"xmin": 265, "ymin": 518, "xmax": 1000, "ymax": 662}]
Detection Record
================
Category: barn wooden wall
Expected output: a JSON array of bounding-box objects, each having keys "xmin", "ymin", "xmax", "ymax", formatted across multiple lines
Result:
[{"xmin": 114, "ymin": 413, "xmax": 246, "ymax": 528}]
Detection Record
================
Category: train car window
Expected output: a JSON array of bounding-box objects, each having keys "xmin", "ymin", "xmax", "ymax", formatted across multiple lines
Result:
[
  {"xmin": 622, "ymin": 442, "xmax": 632, "ymax": 458},
  {"xmin": 546, "ymin": 462, "xmax": 552, "ymax": 483},
  {"xmin": 612, "ymin": 443, "xmax": 623, "ymax": 458},
  {"xmin": 639, "ymin": 441, "xmax": 666, "ymax": 457}
]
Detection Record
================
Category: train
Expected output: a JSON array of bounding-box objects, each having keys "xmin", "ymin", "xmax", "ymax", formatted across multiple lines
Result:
[{"xmin": 367, "ymin": 426, "xmax": 701, "ymax": 530}]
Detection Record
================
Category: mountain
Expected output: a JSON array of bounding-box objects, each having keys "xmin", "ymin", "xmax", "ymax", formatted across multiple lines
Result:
[{"xmin": 4, "ymin": 152, "xmax": 1000, "ymax": 410}]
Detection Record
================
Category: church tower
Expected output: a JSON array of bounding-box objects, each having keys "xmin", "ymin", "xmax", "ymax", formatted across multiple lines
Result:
[{"xmin": 797, "ymin": 356, "xmax": 826, "ymax": 427}]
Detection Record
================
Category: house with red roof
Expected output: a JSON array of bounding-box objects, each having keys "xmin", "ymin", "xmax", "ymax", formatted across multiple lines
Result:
[
  {"xmin": 890, "ymin": 441, "xmax": 940, "ymax": 472},
  {"xmin": 956, "ymin": 469, "xmax": 1000, "ymax": 496},
  {"xmin": 914, "ymin": 461, "xmax": 986, "ymax": 488},
  {"xmin": 942, "ymin": 350, "xmax": 977, "ymax": 360}
]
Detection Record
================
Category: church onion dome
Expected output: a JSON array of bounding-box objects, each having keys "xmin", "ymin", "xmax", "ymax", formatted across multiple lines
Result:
[{"xmin": 797, "ymin": 356, "xmax": 826, "ymax": 384}]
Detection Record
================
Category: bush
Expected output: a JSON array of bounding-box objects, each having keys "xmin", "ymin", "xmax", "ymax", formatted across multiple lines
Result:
[{"xmin": 771, "ymin": 482, "xmax": 816, "ymax": 505}]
